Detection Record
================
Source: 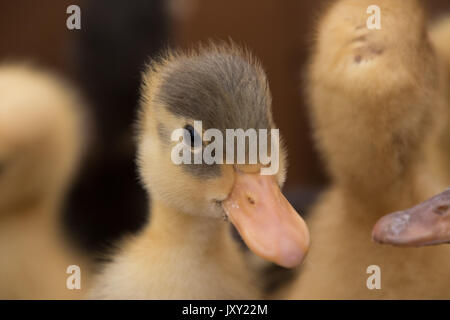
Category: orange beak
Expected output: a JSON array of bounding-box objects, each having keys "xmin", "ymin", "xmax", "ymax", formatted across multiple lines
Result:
[{"xmin": 222, "ymin": 171, "xmax": 310, "ymax": 268}]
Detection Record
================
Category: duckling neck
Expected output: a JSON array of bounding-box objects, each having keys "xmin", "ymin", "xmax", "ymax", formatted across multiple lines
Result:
[
  {"xmin": 0, "ymin": 195, "xmax": 61, "ymax": 235},
  {"xmin": 147, "ymin": 201, "xmax": 230, "ymax": 247},
  {"xmin": 0, "ymin": 192, "xmax": 57, "ymax": 217},
  {"xmin": 339, "ymin": 164, "xmax": 424, "ymax": 213}
]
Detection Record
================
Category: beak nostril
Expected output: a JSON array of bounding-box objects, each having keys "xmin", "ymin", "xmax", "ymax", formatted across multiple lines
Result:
[
  {"xmin": 246, "ymin": 195, "xmax": 255, "ymax": 205},
  {"xmin": 433, "ymin": 205, "xmax": 449, "ymax": 215}
]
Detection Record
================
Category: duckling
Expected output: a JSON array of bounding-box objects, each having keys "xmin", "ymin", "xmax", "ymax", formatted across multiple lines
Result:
[
  {"xmin": 282, "ymin": 0, "xmax": 450, "ymax": 299},
  {"xmin": 373, "ymin": 188, "xmax": 450, "ymax": 247},
  {"xmin": 88, "ymin": 44, "xmax": 310, "ymax": 299},
  {"xmin": 429, "ymin": 17, "xmax": 450, "ymax": 184},
  {"xmin": 0, "ymin": 64, "xmax": 88, "ymax": 299}
]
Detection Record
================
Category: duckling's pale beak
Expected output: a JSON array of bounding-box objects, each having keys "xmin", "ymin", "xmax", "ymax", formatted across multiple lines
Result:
[
  {"xmin": 222, "ymin": 171, "xmax": 310, "ymax": 268},
  {"xmin": 372, "ymin": 190, "xmax": 450, "ymax": 247}
]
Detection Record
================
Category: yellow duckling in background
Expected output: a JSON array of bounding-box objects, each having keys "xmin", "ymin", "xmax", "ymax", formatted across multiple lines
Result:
[
  {"xmin": 0, "ymin": 64, "xmax": 89, "ymax": 299},
  {"xmin": 429, "ymin": 16, "xmax": 450, "ymax": 185},
  {"xmin": 282, "ymin": 0, "xmax": 450, "ymax": 299},
  {"xmin": 89, "ymin": 44, "xmax": 309, "ymax": 299},
  {"xmin": 372, "ymin": 15, "xmax": 450, "ymax": 250},
  {"xmin": 372, "ymin": 16, "xmax": 450, "ymax": 249}
]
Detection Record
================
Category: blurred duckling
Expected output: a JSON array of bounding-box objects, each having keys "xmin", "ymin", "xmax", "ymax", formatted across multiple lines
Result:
[
  {"xmin": 378, "ymin": 16, "xmax": 450, "ymax": 249},
  {"xmin": 371, "ymin": 17, "xmax": 450, "ymax": 248},
  {"xmin": 282, "ymin": 0, "xmax": 450, "ymax": 299},
  {"xmin": 89, "ymin": 44, "xmax": 309, "ymax": 299},
  {"xmin": 429, "ymin": 16, "xmax": 450, "ymax": 184},
  {"xmin": 0, "ymin": 64, "xmax": 89, "ymax": 299}
]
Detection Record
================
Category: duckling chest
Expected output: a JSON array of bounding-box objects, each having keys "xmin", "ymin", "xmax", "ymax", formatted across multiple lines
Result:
[{"xmin": 93, "ymin": 239, "xmax": 259, "ymax": 299}]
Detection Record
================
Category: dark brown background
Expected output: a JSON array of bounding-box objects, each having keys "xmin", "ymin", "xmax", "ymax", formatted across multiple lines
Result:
[{"xmin": 1, "ymin": 0, "xmax": 449, "ymax": 252}]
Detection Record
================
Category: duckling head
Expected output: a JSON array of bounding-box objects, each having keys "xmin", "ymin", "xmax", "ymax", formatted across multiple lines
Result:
[
  {"xmin": 0, "ymin": 64, "xmax": 84, "ymax": 214},
  {"xmin": 137, "ymin": 44, "xmax": 309, "ymax": 268}
]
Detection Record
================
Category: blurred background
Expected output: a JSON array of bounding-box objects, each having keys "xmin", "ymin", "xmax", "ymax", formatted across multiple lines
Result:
[{"xmin": 2, "ymin": 0, "xmax": 450, "ymax": 256}]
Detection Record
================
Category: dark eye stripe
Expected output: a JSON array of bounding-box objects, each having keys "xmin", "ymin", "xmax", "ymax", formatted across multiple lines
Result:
[{"xmin": 184, "ymin": 125, "xmax": 201, "ymax": 148}]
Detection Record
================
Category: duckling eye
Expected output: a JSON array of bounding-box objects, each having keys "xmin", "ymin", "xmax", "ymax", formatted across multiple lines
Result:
[{"xmin": 183, "ymin": 125, "xmax": 202, "ymax": 149}]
